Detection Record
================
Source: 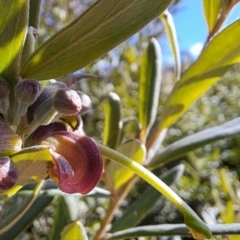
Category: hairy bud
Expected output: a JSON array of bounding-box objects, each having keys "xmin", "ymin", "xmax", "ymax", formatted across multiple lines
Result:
[
  {"xmin": 13, "ymin": 79, "xmax": 41, "ymax": 124},
  {"xmin": 53, "ymin": 89, "xmax": 82, "ymax": 115}
]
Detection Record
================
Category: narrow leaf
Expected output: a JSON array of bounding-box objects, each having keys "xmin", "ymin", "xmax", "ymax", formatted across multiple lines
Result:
[
  {"xmin": 50, "ymin": 196, "xmax": 78, "ymax": 240},
  {"xmin": 0, "ymin": 0, "xmax": 28, "ymax": 85},
  {"xmin": 139, "ymin": 38, "xmax": 162, "ymax": 141},
  {"xmin": 61, "ymin": 221, "xmax": 89, "ymax": 240},
  {"xmin": 148, "ymin": 117, "xmax": 240, "ymax": 169},
  {"xmin": 161, "ymin": 10, "xmax": 181, "ymax": 80},
  {"xmin": 203, "ymin": 0, "xmax": 222, "ymax": 32},
  {"xmin": 103, "ymin": 92, "xmax": 121, "ymax": 149},
  {"xmin": 20, "ymin": 0, "xmax": 172, "ymax": 79},
  {"xmin": 110, "ymin": 164, "xmax": 185, "ymax": 232},
  {"xmin": 0, "ymin": 195, "xmax": 54, "ymax": 240},
  {"xmin": 106, "ymin": 224, "xmax": 240, "ymax": 240},
  {"xmin": 147, "ymin": 19, "xmax": 240, "ymax": 148}
]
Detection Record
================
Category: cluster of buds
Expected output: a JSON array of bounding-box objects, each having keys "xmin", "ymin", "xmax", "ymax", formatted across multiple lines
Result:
[{"xmin": 0, "ymin": 77, "xmax": 103, "ymax": 194}]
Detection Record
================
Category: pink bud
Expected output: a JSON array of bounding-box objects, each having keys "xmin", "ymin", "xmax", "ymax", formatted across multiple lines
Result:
[{"xmin": 53, "ymin": 89, "xmax": 82, "ymax": 115}]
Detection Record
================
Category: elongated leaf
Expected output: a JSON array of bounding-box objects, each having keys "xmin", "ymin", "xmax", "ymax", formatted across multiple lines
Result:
[
  {"xmin": 139, "ymin": 38, "xmax": 162, "ymax": 140},
  {"xmin": 107, "ymin": 139, "xmax": 146, "ymax": 189},
  {"xmin": 61, "ymin": 221, "xmax": 89, "ymax": 240},
  {"xmin": 103, "ymin": 92, "xmax": 121, "ymax": 149},
  {"xmin": 20, "ymin": 0, "xmax": 172, "ymax": 80},
  {"xmin": 2, "ymin": 145, "xmax": 52, "ymax": 197},
  {"xmin": 161, "ymin": 10, "xmax": 181, "ymax": 80},
  {"xmin": 148, "ymin": 117, "xmax": 240, "ymax": 169},
  {"xmin": 110, "ymin": 164, "xmax": 185, "ymax": 232},
  {"xmin": 203, "ymin": 0, "xmax": 222, "ymax": 32},
  {"xmin": 0, "ymin": 195, "xmax": 54, "ymax": 240},
  {"xmin": 106, "ymin": 224, "xmax": 240, "ymax": 240},
  {"xmin": 147, "ymin": 19, "xmax": 240, "ymax": 148},
  {"xmin": 0, "ymin": 0, "xmax": 28, "ymax": 85},
  {"xmin": 50, "ymin": 196, "xmax": 78, "ymax": 240}
]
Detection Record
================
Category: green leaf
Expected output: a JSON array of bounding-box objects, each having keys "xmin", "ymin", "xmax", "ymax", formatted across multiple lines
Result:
[
  {"xmin": 106, "ymin": 224, "xmax": 240, "ymax": 240},
  {"xmin": 161, "ymin": 10, "xmax": 181, "ymax": 80},
  {"xmin": 20, "ymin": 0, "xmax": 172, "ymax": 80},
  {"xmin": 107, "ymin": 139, "xmax": 146, "ymax": 189},
  {"xmin": 0, "ymin": 195, "xmax": 54, "ymax": 240},
  {"xmin": 139, "ymin": 38, "xmax": 162, "ymax": 141},
  {"xmin": 103, "ymin": 92, "xmax": 121, "ymax": 149},
  {"xmin": 147, "ymin": 19, "xmax": 240, "ymax": 148},
  {"xmin": 61, "ymin": 221, "xmax": 89, "ymax": 240},
  {"xmin": 50, "ymin": 196, "xmax": 78, "ymax": 240},
  {"xmin": 110, "ymin": 164, "xmax": 185, "ymax": 232},
  {"xmin": 5, "ymin": 145, "xmax": 52, "ymax": 197},
  {"xmin": 148, "ymin": 117, "xmax": 240, "ymax": 169},
  {"xmin": 0, "ymin": 0, "xmax": 28, "ymax": 85},
  {"xmin": 203, "ymin": 0, "xmax": 222, "ymax": 32}
]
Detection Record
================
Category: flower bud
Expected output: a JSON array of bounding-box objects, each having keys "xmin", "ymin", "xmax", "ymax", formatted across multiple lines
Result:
[
  {"xmin": 27, "ymin": 81, "xmax": 67, "ymax": 122},
  {"xmin": 13, "ymin": 79, "xmax": 41, "ymax": 124},
  {"xmin": 53, "ymin": 89, "xmax": 82, "ymax": 115},
  {"xmin": 0, "ymin": 156, "xmax": 18, "ymax": 191},
  {"xmin": 77, "ymin": 91, "xmax": 92, "ymax": 115},
  {"xmin": 15, "ymin": 79, "xmax": 41, "ymax": 105},
  {"xmin": 44, "ymin": 131, "xmax": 103, "ymax": 194}
]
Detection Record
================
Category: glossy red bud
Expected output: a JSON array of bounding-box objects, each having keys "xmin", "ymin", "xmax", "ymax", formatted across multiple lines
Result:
[{"xmin": 0, "ymin": 157, "xmax": 18, "ymax": 191}]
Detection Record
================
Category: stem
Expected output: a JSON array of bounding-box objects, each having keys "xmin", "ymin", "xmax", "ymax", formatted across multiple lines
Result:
[
  {"xmin": 94, "ymin": 176, "xmax": 138, "ymax": 240},
  {"xmin": 204, "ymin": 0, "xmax": 236, "ymax": 47},
  {"xmin": 98, "ymin": 144, "xmax": 212, "ymax": 239}
]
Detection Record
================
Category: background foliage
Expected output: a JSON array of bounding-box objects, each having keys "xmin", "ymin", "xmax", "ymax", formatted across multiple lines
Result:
[{"xmin": 1, "ymin": 0, "xmax": 240, "ymax": 239}]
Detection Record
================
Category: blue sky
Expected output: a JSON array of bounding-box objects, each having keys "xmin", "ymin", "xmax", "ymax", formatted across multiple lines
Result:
[{"xmin": 161, "ymin": 0, "xmax": 240, "ymax": 64}]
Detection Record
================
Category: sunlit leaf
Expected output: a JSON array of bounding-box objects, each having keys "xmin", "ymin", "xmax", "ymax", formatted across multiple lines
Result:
[
  {"xmin": 103, "ymin": 92, "xmax": 121, "ymax": 150},
  {"xmin": 0, "ymin": 0, "xmax": 28, "ymax": 85},
  {"xmin": 107, "ymin": 139, "xmax": 146, "ymax": 189},
  {"xmin": 61, "ymin": 221, "xmax": 89, "ymax": 240},
  {"xmin": 139, "ymin": 38, "xmax": 162, "ymax": 141},
  {"xmin": 10, "ymin": 145, "xmax": 52, "ymax": 191},
  {"xmin": 161, "ymin": 10, "xmax": 181, "ymax": 80},
  {"xmin": 148, "ymin": 117, "xmax": 240, "ymax": 169},
  {"xmin": 110, "ymin": 164, "xmax": 184, "ymax": 232},
  {"xmin": 147, "ymin": 20, "xmax": 240, "ymax": 148},
  {"xmin": 203, "ymin": 0, "xmax": 222, "ymax": 32},
  {"xmin": 20, "ymin": 0, "xmax": 172, "ymax": 79}
]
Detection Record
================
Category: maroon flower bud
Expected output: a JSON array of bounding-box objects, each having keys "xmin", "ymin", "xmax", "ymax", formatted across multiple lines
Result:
[
  {"xmin": 44, "ymin": 131, "xmax": 103, "ymax": 194},
  {"xmin": 53, "ymin": 89, "xmax": 82, "ymax": 115},
  {"xmin": 14, "ymin": 79, "xmax": 41, "ymax": 105},
  {"xmin": 0, "ymin": 157, "xmax": 18, "ymax": 191},
  {"xmin": 27, "ymin": 81, "xmax": 67, "ymax": 122},
  {"xmin": 13, "ymin": 79, "xmax": 41, "ymax": 124},
  {"xmin": 77, "ymin": 91, "xmax": 92, "ymax": 115}
]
